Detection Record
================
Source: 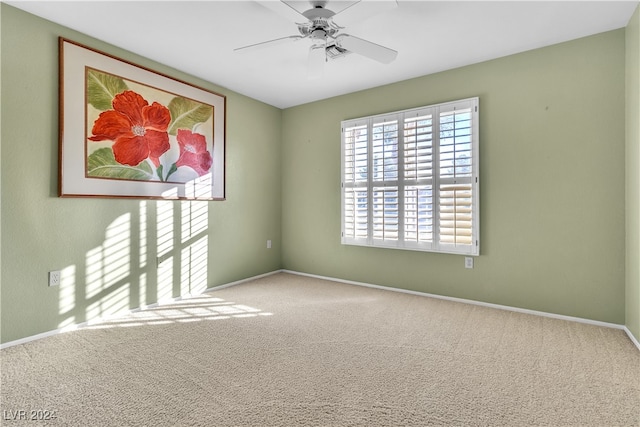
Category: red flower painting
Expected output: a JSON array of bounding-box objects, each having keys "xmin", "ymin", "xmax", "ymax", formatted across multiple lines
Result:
[
  {"xmin": 89, "ymin": 90, "xmax": 171, "ymax": 167},
  {"xmin": 175, "ymin": 129, "xmax": 213, "ymax": 177},
  {"xmin": 85, "ymin": 69, "xmax": 215, "ymax": 184}
]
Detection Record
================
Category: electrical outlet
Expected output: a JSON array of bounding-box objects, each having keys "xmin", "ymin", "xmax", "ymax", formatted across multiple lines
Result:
[
  {"xmin": 48, "ymin": 270, "xmax": 61, "ymax": 286},
  {"xmin": 465, "ymin": 257, "xmax": 474, "ymax": 269},
  {"xmin": 267, "ymin": 240, "xmax": 272, "ymax": 249}
]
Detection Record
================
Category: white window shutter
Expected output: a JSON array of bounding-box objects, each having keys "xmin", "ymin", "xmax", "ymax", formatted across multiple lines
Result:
[
  {"xmin": 341, "ymin": 98, "xmax": 479, "ymax": 255},
  {"xmin": 342, "ymin": 122, "xmax": 369, "ymax": 244}
]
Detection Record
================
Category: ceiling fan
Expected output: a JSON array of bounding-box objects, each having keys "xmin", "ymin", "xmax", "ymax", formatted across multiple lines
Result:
[{"xmin": 234, "ymin": 0, "xmax": 398, "ymax": 79}]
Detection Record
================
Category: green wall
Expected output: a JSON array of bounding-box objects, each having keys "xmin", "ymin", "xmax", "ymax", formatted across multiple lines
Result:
[
  {"xmin": 282, "ymin": 29, "xmax": 628, "ymax": 325},
  {"xmin": 0, "ymin": 5, "xmax": 282, "ymax": 344},
  {"xmin": 2, "ymin": 3, "xmax": 639, "ymax": 345},
  {"xmin": 626, "ymin": 5, "xmax": 640, "ymax": 341}
]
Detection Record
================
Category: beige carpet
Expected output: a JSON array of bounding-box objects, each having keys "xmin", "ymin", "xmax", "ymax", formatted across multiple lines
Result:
[{"xmin": 1, "ymin": 273, "xmax": 639, "ymax": 426}]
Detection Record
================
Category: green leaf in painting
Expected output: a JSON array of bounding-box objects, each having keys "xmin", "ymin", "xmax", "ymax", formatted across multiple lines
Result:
[
  {"xmin": 167, "ymin": 97, "xmax": 213, "ymax": 135},
  {"xmin": 164, "ymin": 163, "xmax": 178, "ymax": 181},
  {"xmin": 87, "ymin": 69, "xmax": 128, "ymax": 111},
  {"xmin": 87, "ymin": 147, "xmax": 154, "ymax": 181}
]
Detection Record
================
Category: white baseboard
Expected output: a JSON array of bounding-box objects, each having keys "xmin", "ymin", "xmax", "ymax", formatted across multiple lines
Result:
[
  {"xmin": 282, "ymin": 270, "xmax": 640, "ymax": 352},
  {"xmin": 204, "ymin": 269, "xmax": 284, "ymax": 292},
  {"xmin": 0, "ymin": 270, "xmax": 283, "ymax": 350},
  {"xmin": 3, "ymin": 268, "xmax": 638, "ymax": 353},
  {"xmin": 623, "ymin": 326, "xmax": 640, "ymax": 350}
]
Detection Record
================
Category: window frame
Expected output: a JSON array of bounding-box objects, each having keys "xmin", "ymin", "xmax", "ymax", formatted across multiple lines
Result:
[{"xmin": 341, "ymin": 97, "xmax": 480, "ymax": 256}]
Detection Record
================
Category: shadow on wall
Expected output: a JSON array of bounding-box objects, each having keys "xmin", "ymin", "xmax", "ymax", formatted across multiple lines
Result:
[{"xmin": 56, "ymin": 196, "xmax": 211, "ymax": 330}]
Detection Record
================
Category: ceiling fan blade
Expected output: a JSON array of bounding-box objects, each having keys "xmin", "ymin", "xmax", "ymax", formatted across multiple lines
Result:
[
  {"xmin": 336, "ymin": 34, "xmax": 397, "ymax": 64},
  {"xmin": 299, "ymin": 1, "xmax": 358, "ymax": 16},
  {"xmin": 307, "ymin": 44, "xmax": 326, "ymax": 79},
  {"xmin": 234, "ymin": 35, "xmax": 303, "ymax": 53},
  {"xmin": 333, "ymin": 0, "xmax": 398, "ymax": 27},
  {"xmin": 258, "ymin": 0, "xmax": 307, "ymax": 23}
]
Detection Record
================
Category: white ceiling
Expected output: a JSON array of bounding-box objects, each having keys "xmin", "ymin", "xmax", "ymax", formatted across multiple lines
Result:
[{"xmin": 6, "ymin": 0, "xmax": 639, "ymax": 109}]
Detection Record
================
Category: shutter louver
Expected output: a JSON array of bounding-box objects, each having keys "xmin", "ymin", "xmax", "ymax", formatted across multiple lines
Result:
[
  {"xmin": 344, "ymin": 187, "xmax": 368, "ymax": 239},
  {"xmin": 344, "ymin": 124, "xmax": 368, "ymax": 184},
  {"xmin": 404, "ymin": 185, "xmax": 433, "ymax": 243},
  {"xmin": 372, "ymin": 120, "xmax": 399, "ymax": 182},
  {"xmin": 439, "ymin": 184, "xmax": 473, "ymax": 245},
  {"xmin": 373, "ymin": 187, "xmax": 399, "ymax": 240},
  {"xmin": 404, "ymin": 114, "xmax": 433, "ymax": 180},
  {"xmin": 440, "ymin": 108, "xmax": 473, "ymax": 179}
]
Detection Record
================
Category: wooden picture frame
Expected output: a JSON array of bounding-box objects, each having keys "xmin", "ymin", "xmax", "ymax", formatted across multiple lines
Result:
[{"xmin": 59, "ymin": 38, "xmax": 226, "ymax": 200}]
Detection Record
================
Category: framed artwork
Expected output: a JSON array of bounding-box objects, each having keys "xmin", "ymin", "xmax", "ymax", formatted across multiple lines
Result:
[{"xmin": 58, "ymin": 38, "xmax": 226, "ymax": 200}]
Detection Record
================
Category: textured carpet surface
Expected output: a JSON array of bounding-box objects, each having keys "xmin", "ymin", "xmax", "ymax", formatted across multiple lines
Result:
[{"xmin": 1, "ymin": 273, "xmax": 639, "ymax": 426}]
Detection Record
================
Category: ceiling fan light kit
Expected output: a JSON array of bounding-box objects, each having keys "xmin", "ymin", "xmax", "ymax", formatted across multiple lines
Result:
[{"xmin": 235, "ymin": 0, "xmax": 398, "ymax": 78}]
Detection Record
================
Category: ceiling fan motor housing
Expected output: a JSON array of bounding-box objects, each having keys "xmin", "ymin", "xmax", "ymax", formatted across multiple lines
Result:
[{"xmin": 299, "ymin": 6, "xmax": 339, "ymax": 42}]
